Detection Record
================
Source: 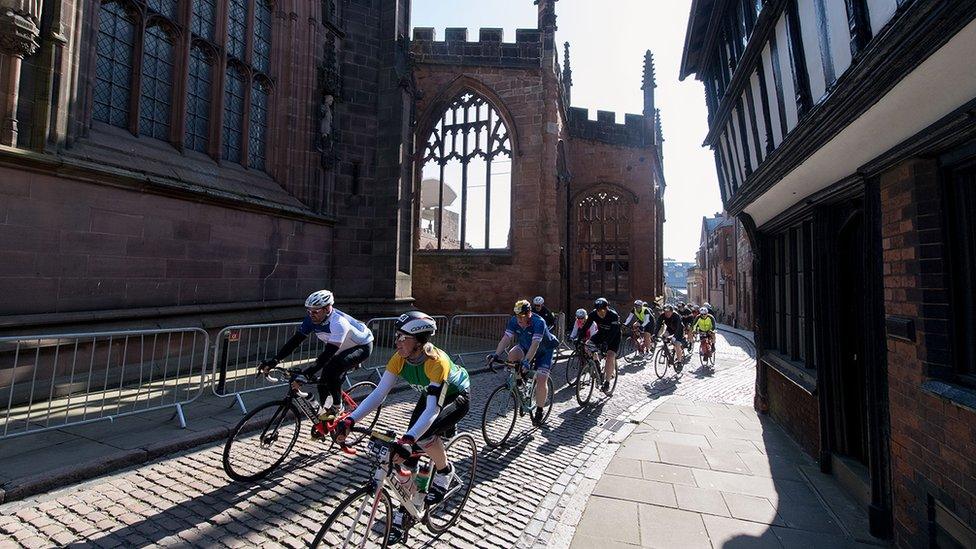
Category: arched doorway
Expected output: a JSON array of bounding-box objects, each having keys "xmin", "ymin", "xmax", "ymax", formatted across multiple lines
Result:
[{"xmin": 573, "ymin": 189, "xmax": 632, "ymax": 302}]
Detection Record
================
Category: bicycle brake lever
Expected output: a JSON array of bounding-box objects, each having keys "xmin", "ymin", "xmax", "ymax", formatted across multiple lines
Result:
[
  {"xmin": 296, "ymin": 389, "xmax": 309, "ymax": 398},
  {"xmin": 265, "ymin": 374, "xmax": 280, "ymax": 383}
]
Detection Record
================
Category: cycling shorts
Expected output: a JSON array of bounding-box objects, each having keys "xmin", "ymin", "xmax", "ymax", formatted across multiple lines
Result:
[
  {"xmin": 510, "ymin": 345, "xmax": 554, "ymax": 374},
  {"xmin": 591, "ymin": 330, "xmax": 621, "ymax": 354}
]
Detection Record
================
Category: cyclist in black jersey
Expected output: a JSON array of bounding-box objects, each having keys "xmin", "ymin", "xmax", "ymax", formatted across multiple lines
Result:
[
  {"xmin": 576, "ymin": 297, "xmax": 621, "ymax": 393},
  {"xmin": 656, "ymin": 304, "xmax": 687, "ymax": 364},
  {"xmin": 531, "ymin": 296, "xmax": 557, "ymax": 331}
]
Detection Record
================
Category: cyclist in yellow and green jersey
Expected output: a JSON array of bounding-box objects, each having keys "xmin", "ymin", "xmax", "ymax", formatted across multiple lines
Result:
[{"xmin": 692, "ymin": 306, "xmax": 717, "ymax": 353}]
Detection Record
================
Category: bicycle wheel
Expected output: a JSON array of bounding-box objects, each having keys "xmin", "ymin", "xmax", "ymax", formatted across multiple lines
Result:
[
  {"xmin": 653, "ymin": 348, "xmax": 669, "ymax": 379},
  {"xmin": 425, "ymin": 433, "xmax": 478, "ymax": 534},
  {"xmin": 620, "ymin": 337, "xmax": 635, "ymax": 364},
  {"xmin": 222, "ymin": 400, "xmax": 300, "ymax": 482},
  {"xmin": 311, "ymin": 485, "xmax": 392, "ymax": 549},
  {"xmin": 575, "ymin": 362, "xmax": 596, "ymax": 406},
  {"xmin": 481, "ymin": 384, "xmax": 517, "ymax": 447},
  {"xmin": 564, "ymin": 354, "xmax": 583, "ymax": 387},
  {"xmin": 343, "ymin": 381, "xmax": 380, "ymax": 447}
]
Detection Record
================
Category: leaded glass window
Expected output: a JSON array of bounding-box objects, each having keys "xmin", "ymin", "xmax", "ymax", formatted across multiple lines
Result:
[
  {"xmin": 227, "ymin": 0, "xmax": 248, "ymax": 60},
  {"xmin": 93, "ymin": 1, "xmax": 135, "ymax": 128},
  {"xmin": 185, "ymin": 46, "xmax": 213, "ymax": 152},
  {"xmin": 253, "ymin": 1, "xmax": 273, "ymax": 74},
  {"xmin": 248, "ymin": 81, "xmax": 269, "ymax": 169},
  {"xmin": 139, "ymin": 24, "xmax": 175, "ymax": 139},
  {"xmin": 418, "ymin": 91, "xmax": 512, "ymax": 251},
  {"xmin": 191, "ymin": 0, "xmax": 216, "ymax": 41},
  {"xmin": 147, "ymin": 0, "xmax": 178, "ymax": 19},
  {"xmin": 576, "ymin": 191, "xmax": 631, "ymax": 299},
  {"xmin": 222, "ymin": 65, "xmax": 246, "ymax": 162}
]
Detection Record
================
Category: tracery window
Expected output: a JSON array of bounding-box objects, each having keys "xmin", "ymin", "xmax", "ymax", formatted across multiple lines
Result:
[
  {"xmin": 93, "ymin": 1, "xmax": 135, "ymax": 127},
  {"xmin": 418, "ymin": 91, "xmax": 512, "ymax": 251},
  {"xmin": 91, "ymin": 0, "xmax": 274, "ymax": 172},
  {"xmin": 576, "ymin": 190, "xmax": 631, "ymax": 298}
]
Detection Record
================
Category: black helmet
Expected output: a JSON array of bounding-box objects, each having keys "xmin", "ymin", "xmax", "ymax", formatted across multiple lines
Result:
[
  {"xmin": 594, "ymin": 297, "xmax": 609, "ymax": 309},
  {"xmin": 395, "ymin": 311, "xmax": 437, "ymax": 343}
]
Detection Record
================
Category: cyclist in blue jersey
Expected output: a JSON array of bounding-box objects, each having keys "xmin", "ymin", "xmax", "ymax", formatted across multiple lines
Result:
[
  {"xmin": 260, "ymin": 290, "xmax": 373, "ymax": 435},
  {"xmin": 491, "ymin": 299, "xmax": 559, "ymax": 426}
]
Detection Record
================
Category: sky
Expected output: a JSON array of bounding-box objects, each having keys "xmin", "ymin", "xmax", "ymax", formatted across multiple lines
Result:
[{"xmin": 412, "ymin": 0, "xmax": 723, "ymax": 262}]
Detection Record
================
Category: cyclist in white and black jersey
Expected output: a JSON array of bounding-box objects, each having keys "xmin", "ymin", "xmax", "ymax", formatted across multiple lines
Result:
[
  {"xmin": 624, "ymin": 300, "xmax": 655, "ymax": 352},
  {"xmin": 261, "ymin": 290, "xmax": 373, "ymax": 431},
  {"xmin": 576, "ymin": 298, "xmax": 621, "ymax": 393}
]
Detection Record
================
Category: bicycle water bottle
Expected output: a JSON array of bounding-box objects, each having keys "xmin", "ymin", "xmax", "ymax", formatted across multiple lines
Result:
[
  {"xmin": 395, "ymin": 465, "xmax": 413, "ymax": 488},
  {"xmin": 415, "ymin": 463, "xmax": 432, "ymax": 492}
]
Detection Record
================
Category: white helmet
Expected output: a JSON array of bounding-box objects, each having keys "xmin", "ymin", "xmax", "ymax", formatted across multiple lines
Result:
[
  {"xmin": 703, "ymin": 302, "xmax": 711, "ymax": 309},
  {"xmin": 575, "ymin": 308, "xmax": 587, "ymax": 319},
  {"xmin": 699, "ymin": 307, "xmax": 708, "ymax": 314},
  {"xmin": 305, "ymin": 290, "xmax": 334, "ymax": 308},
  {"xmin": 634, "ymin": 299, "xmax": 643, "ymax": 307},
  {"xmin": 533, "ymin": 296, "xmax": 545, "ymax": 306},
  {"xmin": 395, "ymin": 311, "xmax": 437, "ymax": 343}
]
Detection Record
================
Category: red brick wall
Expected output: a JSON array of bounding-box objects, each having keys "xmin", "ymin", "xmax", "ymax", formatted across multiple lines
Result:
[
  {"xmin": 0, "ymin": 169, "xmax": 331, "ymax": 318},
  {"xmin": 880, "ymin": 158, "xmax": 976, "ymax": 547},
  {"xmin": 765, "ymin": 365, "xmax": 820, "ymax": 458}
]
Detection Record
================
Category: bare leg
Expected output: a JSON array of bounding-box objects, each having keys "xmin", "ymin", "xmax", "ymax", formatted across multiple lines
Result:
[
  {"xmin": 421, "ymin": 437, "xmax": 448, "ymax": 470},
  {"xmin": 534, "ymin": 372, "xmax": 549, "ymax": 407},
  {"xmin": 604, "ymin": 351, "xmax": 616, "ymax": 380}
]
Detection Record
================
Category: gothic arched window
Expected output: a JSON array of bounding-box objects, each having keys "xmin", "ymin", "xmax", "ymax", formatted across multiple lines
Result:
[
  {"xmin": 93, "ymin": 1, "xmax": 136, "ymax": 128},
  {"xmin": 576, "ymin": 190, "xmax": 632, "ymax": 298},
  {"xmin": 185, "ymin": 45, "xmax": 213, "ymax": 152},
  {"xmin": 191, "ymin": 0, "xmax": 216, "ymax": 41},
  {"xmin": 253, "ymin": 0, "xmax": 273, "ymax": 74},
  {"xmin": 418, "ymin": 91, "xmax": 512, "ymax": 251},
  {"xmin": 139, "ymin": 24, "xmax": 175, "ymax": 139},
  {"xmin": 248, "ymin": 80, "xmax": 270, "ymax": 169},
  {"xmin": 226, "ymin": 0, "xmax": 248, "ymax": 60}
]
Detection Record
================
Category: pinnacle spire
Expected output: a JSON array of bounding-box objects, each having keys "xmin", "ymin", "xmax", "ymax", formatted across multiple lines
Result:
[
  {"xmin": 563, "ymin": 41, "xmax": 573, "ymax": 103},
  {"xmin": 642, "ymin": 50, "xmax": 656, "ymax": 117}
]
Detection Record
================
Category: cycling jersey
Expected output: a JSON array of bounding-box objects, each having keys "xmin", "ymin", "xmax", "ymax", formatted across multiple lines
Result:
[
  {"xmin": 657, "ymin": 312, "xmax": 683, "ymax": 335},
  {"xmin": 624, "ymin": 306, "xmax": 652, "ymax": 328},
  {"xmin": 386, "ymin": 346, "xmax": 470, "ymax": 397},
  {"xmin": 505, "ymin": 314, "xmax": 559, "ymax": 352},
  {"xmin": 580, "ymin": 308, "xmax": 621, "ymax": 337},
  {"xmin": 533, "ymin": 305, "xmax": 557, "ymax": 329},
  {"xmin": 570, "ymin": 319, "xmax": 598, "ymax": 340},
  {"xmin": 298, "ymin": 308, "xmax": 374, "ymax": 351},
  {"xmin": 693, "ymin": 315, "xmax": 716, "ymax": 333}
]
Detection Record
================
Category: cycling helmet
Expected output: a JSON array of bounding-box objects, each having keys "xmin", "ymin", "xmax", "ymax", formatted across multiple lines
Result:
[
  {"xmin": 305, "ymin": 290, "xmax": 334, "ymax": 308},
  {"xmin": 533, "ymin": 296, "xmax": 545, "ymax": 306},
  {"xmin": 663, "ymin": 304, "xmax": 674, "ymax": 312},
  {"xmin": 699, "ymin": 307, "xmax": 708, "ymax": 315},
  {"xmin": 575, "ymin": 308, "xmax": 587, "ymax": 319},
  {"xmin": 634, "ymin": 299, "xmax": 643, "ymax": 307},
  {"xmin": 594, "ymin": 297, "xmax": 609, "ymax": 309},
  {"xmin": 703, "ymin": 302, "xmax": 711, "ymax": 309},
  {"xmin": 514, "ymin": 299, "xmax": 531, "ymax": 315},
  {"xmin": 395, "ymin": 311, "xmax": 437, "ymax": 343}
]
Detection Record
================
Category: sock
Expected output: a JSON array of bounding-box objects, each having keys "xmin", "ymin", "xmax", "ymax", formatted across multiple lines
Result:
[{"xmin": 436, "ymin": 465, "xmax": 451, "ymax": 475}]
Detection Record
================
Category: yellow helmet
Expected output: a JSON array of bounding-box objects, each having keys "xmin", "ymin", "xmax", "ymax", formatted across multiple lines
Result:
[{"xmin": 514, "ymin": 299, "xmax": 531, "ymax": 315}]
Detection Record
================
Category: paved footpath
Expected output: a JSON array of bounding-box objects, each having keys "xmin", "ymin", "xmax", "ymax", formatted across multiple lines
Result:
[{"xmin": 1, "ymin": 332, "xmax": 759, "ymax": 548}]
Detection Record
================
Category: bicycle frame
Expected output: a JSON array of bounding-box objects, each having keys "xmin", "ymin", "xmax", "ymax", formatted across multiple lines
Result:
[{"xmin": 491, "ymin": 357, "xmax": 539, "ymax": 414}]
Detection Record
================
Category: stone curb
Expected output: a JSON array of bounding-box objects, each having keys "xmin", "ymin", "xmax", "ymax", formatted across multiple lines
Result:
[{"xmin": 528, "ymin": 394, "xmax": 674, "ymax": 549}]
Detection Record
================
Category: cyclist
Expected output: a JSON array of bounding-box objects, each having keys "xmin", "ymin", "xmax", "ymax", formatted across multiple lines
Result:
[
  {"xmin": 693, "ymin": 306, "xmax": 717, "ymax": 355},
  {"xmin": 656, "ymin": 304, "xmax": 687, "ymax": 366},
  {"xmin": 623, "ymin": 299, "xmax": 654, "ymax": 352},
  {"xmin": 331, "ymin": 311, "xmax": 470, "ymax": 544},
  {"xmin": 678, "ymin": 302, "xmax": 696, "ymax": 351},
  {"xmin": 492, "ymin": 299, "xmax": 559, "ymax": 426},
  {"xmin": 569, "ymin": 308, "xmax": 598, "ymax": 342},
  {"xmin": 532, "ymin": 296, "xmax": 557, "ymax": 331},
  {"xmin": 260, "ymin": 290, "xmax": 373, "ymax": 435},
  {"xmin": 576, "ymin": 297, "xmax": 621, "ymax": 393}
]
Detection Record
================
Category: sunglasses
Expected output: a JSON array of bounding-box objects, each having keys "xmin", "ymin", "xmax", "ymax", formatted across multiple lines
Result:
[
  {"xmin": 394, "ymin": 333, "xmax": 416, "ymax": 344},
  {"xmin": 306, "ymin": 307, "xmax": 328, "ymax": 315}
]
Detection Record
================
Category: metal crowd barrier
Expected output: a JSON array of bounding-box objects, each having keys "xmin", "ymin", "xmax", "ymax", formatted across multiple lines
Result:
[
  {"xmin": 442, "ymin": 314, "xmax": 510, "ymax": 371},
  {"xmin": 0, "ymin": 328, "xmax": 209, "ymax": 440}
]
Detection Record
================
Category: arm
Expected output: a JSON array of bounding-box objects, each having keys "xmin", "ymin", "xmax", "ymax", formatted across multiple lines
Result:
[
  {"xmin": 623, "ymin": 312, "xmax": 635, "ymax": 326},
  {"xmin": 569, "ymin": 323, "xmax": 579, "ymax": 340},
  {"xmin": 494, "ymin": 334, "xmax": 512, "ymax": 357},
  {"xmin": 272, "ymin": 331, "xmax": 308, "ymax": 361},
  {"xmin": 349, "ymin": 370, "xmax": 397, "ymax": 422},
  {"xmin": 524, "ymin": 339, "xmax": 542, "ymax": 364},
  {"xmin": 405, "ymin": 383, "xmax": 447, "ymax": 440}
]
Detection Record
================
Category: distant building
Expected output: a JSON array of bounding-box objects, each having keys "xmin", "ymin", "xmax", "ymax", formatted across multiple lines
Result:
[
  {"xmin": 693, "ymin": 213, "xmax": 752, "ymax": 328},
  {"xmin": 663, "ymin": 258, "xmax": 695, "ymax": 295}
]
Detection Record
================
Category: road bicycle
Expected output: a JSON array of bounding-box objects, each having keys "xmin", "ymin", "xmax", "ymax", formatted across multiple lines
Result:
[
  {"xmin": 697, "ymin": 331, "xmax": 717, "ymax": 368},
  {"xmin": 562, "ymin": 339, "xmax": 588, "ymax": 387},
  {"xmin": 222, "ymin": 366, "xmax": 381, "ymax": 482},
  {"xmin": 574, "ymin": 341, "xmax": 617, "ymax": 406},
  {"xmin": 621, "ymin": 323, "xmax": 652, "ymax": 364},
  {"xmin": 480, "ymin": 355, "xmax": 555, "ymax": 448},
  {"xmin": 652, "ymin": 335, "xmax": 685, "ymax": 379},
  {"xmin": 311, "ymin": 426, "xmax": 477, "ymax": 548}
]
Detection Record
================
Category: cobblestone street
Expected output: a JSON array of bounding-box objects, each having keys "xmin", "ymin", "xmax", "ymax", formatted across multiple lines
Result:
[{"xmin": 0, "ymin": 332, "xmax": 756, "ymax": 548}]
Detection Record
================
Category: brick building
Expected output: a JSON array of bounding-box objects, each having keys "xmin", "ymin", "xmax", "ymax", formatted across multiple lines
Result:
[
  {"xmin": 682, "ymin": 0, "xmax": 976, "ymax": 544},
  {"xmin": 410, "ymin": 1, "xmax": 666, "ymax": 316},
  {"xmin": 0, "ymin": 0, "xmax": 664, "ymax": 335},
  {"xmin": 691, "ymin": 212, "xmax": 752, "ymax": 329}
]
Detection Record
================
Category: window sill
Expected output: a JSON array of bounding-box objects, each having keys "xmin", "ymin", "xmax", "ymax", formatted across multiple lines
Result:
[
  {"xmin": 414, "ymin": 249, "xmax": 513, "ymax": 258},
  {"xmin": 761, "ymin": 351, "xmax": 817, "ymax": 396},
  {"xmin": 921, "ymin": 380, "xmax": 976, "ymax": 415}
]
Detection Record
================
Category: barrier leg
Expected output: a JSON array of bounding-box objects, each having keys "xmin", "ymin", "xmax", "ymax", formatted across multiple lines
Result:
[
  {"xmin": 235, "ymin": 393, "xmax": 247, "ymax": 415},
  {"xmin": 175, "ymin": 403, "xmax": 187, "ymax": 429}
]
